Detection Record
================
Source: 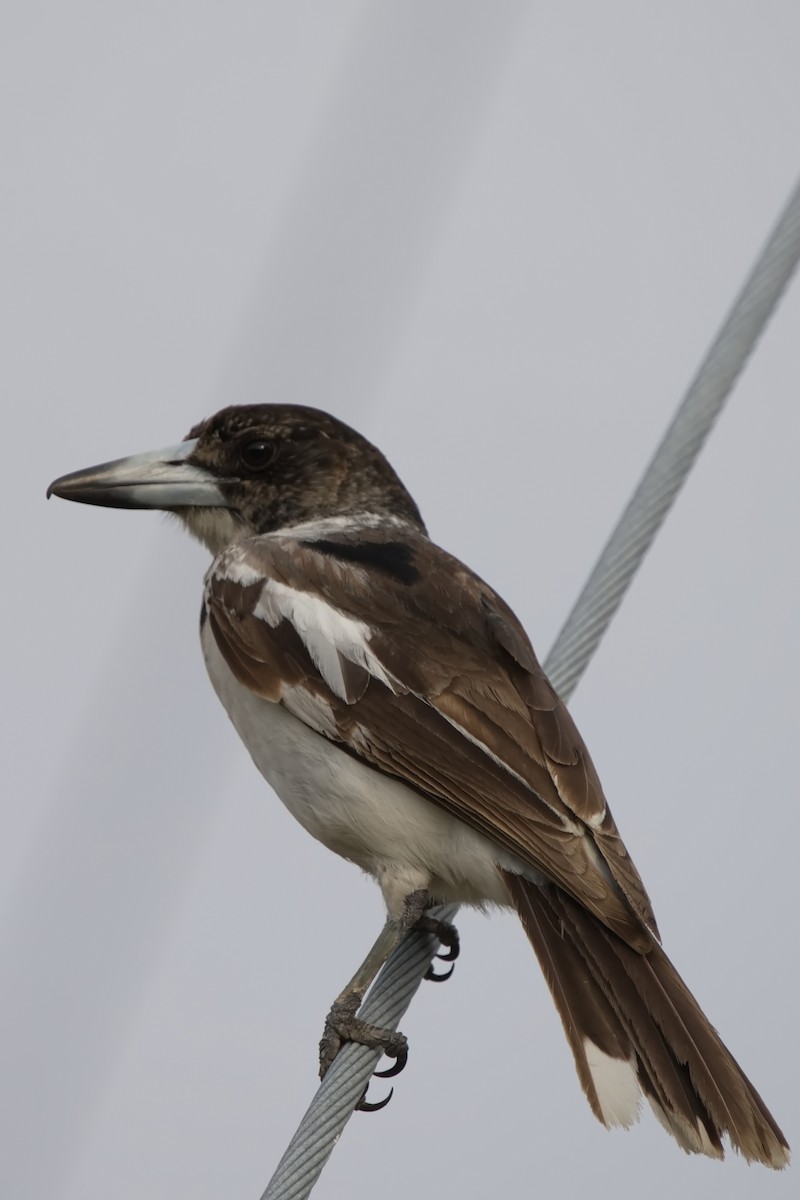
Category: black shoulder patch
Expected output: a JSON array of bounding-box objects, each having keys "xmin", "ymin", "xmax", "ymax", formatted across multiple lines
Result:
[
  {"xmin": 199, "ymin": 599, "xmax": 208, "ymax": 630},
  {"xmin": 306, "ymin": 539, "xmax": 420, "ymax": 584}
]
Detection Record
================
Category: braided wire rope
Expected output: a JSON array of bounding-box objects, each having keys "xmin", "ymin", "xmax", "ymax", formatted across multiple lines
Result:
[{"xmin": 262, "ymin": 176, "xmax": 800, "ymax": 1200}]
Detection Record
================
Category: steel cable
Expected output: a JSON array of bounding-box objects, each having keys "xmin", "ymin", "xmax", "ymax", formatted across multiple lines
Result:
[{"xmin": 261, "ymin": 175, "xmax": 800, "ymax": 1199}]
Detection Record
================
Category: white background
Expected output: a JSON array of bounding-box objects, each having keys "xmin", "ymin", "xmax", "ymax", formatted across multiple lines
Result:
[{"xmin": 2, "ymin": 4, "xmax": 798, "ymax": 1198}]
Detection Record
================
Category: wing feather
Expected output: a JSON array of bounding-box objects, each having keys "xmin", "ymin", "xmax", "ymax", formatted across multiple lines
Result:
[{"xmin": 205, "ymin": 529, "xmax": 658, "ymax": 945}]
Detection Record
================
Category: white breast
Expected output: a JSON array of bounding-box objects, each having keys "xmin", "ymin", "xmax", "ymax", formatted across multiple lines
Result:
[{"xmin": 200, "ymin": 620, "xmax": 522, "ymax": 915}]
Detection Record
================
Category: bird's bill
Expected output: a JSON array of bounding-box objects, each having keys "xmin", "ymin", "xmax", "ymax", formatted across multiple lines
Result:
[{"xmin": 47, "ymin": 439, "xmax": 230, "ymax": 510}]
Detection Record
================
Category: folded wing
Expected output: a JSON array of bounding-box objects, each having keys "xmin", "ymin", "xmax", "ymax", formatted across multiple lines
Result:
[{"xmin": 205, "ymin": 528, "xmax": 656, "ymax": 948}]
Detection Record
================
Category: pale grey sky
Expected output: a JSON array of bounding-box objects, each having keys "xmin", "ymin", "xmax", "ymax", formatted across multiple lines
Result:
[{"xmin": 2, "ymin": 4, "xmax": 798, "ymax": 1198}]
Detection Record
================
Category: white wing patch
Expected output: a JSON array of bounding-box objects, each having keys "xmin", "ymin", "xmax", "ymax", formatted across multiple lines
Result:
[
  {"xmin": 211, "ymin": 550, "xmax": 263, "ymax": 587},
  {"xmin": 210, "ymin": 547, "xmax": 399, "ymax": 703},
  {"xmin": 254, "ymin": 580, "xmax": 397, "ymax": 701}
]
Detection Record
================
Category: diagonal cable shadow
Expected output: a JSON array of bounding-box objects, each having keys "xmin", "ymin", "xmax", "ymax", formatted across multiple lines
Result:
[{"xmin": 3, "ymin": 10, "xmax": 530, "ymax": 1198}]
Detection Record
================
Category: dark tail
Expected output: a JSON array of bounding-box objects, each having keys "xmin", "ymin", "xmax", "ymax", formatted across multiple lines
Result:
[{"xmin": 502, "ymin": 871, "xmax": 789, "ymax": 1167}]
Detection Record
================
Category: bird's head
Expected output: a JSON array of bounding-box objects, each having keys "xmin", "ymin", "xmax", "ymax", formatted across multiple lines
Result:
[{"xmin": 48, "ymin": 404, "xmax": 425, "ymax": 554}]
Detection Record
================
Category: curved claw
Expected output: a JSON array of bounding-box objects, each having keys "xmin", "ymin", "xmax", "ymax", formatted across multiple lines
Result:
[
  {"xmin": 416, "ymin": 916, "xmax": 460, "ymax": 965},
  {"xmin": 425, "ymin": 960, "xmax": 455, "ymax": 982},
  {"xmin": 374, "ymin": 1045, "xmax": 408, "ymax": 1079},
  {"xmin": 435, "ymin": 942, "xmax": 459, "ymax": 962},
  {"xmin": 357, "ymin": 1085, "xmax": 394, "ymax": 1113}
]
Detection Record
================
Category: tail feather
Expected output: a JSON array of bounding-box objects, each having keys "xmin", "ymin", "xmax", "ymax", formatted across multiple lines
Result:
[
  {"xmin": 552, "ymin": 887, "xmax": 727, "ymax": 1155},
  {"xmin": 504, "ymin": 868, "xmax": 639, "ymax": 1127},
  {"xmin": 502, "ymin": 870, "xmax": 789, "ymax": 1168}
]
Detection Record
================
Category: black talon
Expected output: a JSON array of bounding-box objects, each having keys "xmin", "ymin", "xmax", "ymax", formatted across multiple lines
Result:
[
  {"xmin": 435, "ymin": 942, "xmax": 459, "ymax": 962},
  {"xmin": 374, "ymin": 1045, "xmax": 408, "ymax": 1079},
  {"xmin": 357, "ymin": 1085, "xmax": 394, "ymax": 1113},
  {"xmin": 415, "ymin": 915, "xmax": 460, "ymax": 966},
  {"xmin": 425, "ymin": 960, "xmax": 455, "ymax": 982}
]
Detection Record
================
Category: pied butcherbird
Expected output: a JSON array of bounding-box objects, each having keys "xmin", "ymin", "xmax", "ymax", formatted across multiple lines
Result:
[{"xmin": 48, "ymin": 404, "xmax": 788, "ymax": 1164}]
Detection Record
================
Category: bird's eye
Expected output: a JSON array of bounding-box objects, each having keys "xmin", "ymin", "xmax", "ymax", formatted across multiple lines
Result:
[{"xmin": 240, "ymin": 439, "xmax": 276, "ymax": 471}]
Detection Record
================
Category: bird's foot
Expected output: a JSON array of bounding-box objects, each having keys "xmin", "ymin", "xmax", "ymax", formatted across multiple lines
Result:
[
  {"xmin": 417, "ymin": 915, "xmax": 460, "ymax": 981},
  {"xmin": 319, "ymin": 991, "xmax": 408, "ymax": 1103}
]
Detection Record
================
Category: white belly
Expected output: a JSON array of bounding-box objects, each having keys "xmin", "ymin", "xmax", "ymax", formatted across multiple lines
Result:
[{"xmin": 201, "ymin": 620, "xmax": 521, "ymax": 913}]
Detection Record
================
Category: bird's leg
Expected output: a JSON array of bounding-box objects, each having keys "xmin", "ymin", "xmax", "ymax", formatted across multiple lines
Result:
[{"xmin": 319, "ymin": 888, "xmax": 429, "ymax": 1083}]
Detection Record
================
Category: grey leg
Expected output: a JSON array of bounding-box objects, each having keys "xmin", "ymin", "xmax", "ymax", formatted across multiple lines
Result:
[{"xmin": 318, "ymin": 888, "xmax": 429, "ymax": 1080}]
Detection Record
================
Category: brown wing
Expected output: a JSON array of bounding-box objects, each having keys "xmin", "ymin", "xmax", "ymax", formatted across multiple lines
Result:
[{"xmin": 205, "ymin": 528, "xmax": 658, "ymax": 947}]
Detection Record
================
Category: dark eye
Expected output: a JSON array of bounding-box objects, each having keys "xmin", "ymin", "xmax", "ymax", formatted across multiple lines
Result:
[{"xmin": 240, "ymin": 439, "xmax": 276, "ymax": 471}]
